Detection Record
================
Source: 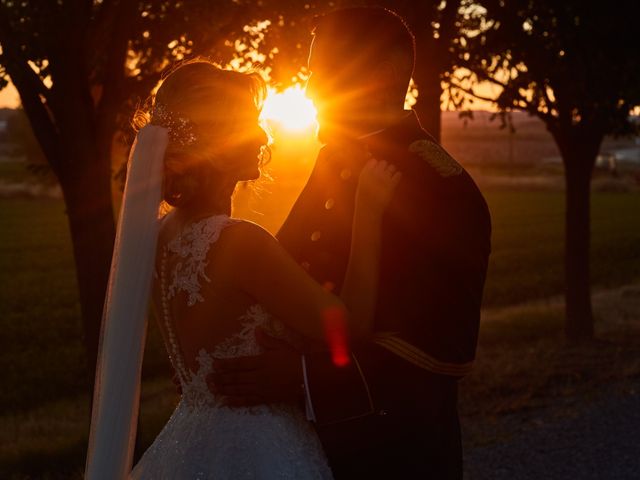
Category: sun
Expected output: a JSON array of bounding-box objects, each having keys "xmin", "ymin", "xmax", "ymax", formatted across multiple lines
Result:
[{"xmin": 260, "ymin": 85, "xmax": 317, "ymax": 131}]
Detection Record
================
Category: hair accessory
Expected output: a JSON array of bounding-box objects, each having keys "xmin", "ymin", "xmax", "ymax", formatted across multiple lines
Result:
[
  {"xmin": 151, "ymin": 103, "xmax": 197, "ymax": 147},
  {"xmin": 258, "ymin": 144, "xmax": 272, "ymax": 166}
]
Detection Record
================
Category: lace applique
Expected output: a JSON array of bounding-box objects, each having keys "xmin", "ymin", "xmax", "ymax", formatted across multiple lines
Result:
[
  {"xmin": 166, "ymin": 214, "xmax": 238, "ymax": 306},
  {"xmin": 212, "ymin": 305, "xmax": 282, "ymax": 358},
  {"xmin": 179, "ymin": 304, "xmax": 286, "ymax": 410},
  {"xmin": 180, "ymin": 348, "xmax": 220, "ymax": 410},
  {"xmin": 159, "ymin": 214, "xmax": 239, "ymax": 385}
]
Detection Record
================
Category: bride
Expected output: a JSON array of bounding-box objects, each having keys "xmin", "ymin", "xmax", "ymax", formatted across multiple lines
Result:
[{"xmin": 84, "ymin": 60, "xmax": 401, "ymax": 479}]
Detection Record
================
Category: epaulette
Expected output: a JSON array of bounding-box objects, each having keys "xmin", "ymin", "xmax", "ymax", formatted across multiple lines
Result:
[{"xmin": 408, "ymin": 139, "xmax": 463, "ymax": 178}]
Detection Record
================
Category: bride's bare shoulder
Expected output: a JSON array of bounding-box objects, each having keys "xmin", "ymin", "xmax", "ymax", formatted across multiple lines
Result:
[
  {"xmin": 157, "ymin": 212, "xmax": 177, "ymax": 242},
  {"xmin": 217, "ymin": 219, "xmax": 277, "ymax": 253}
]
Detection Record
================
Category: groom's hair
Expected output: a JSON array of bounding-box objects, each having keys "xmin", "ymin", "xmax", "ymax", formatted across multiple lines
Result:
[{"xmin": 312, "ymin": 7, "xmax": 416, "ymax": 101}]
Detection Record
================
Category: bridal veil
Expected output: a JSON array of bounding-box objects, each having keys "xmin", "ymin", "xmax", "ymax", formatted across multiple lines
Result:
[{"xmin": 85, "ymin": 125, "xmax": 168, "ymax": 479}]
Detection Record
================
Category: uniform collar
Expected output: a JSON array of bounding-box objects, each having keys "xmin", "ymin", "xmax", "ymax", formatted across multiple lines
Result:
[
  {"xmin": 356, "ymin": 110, "xmax": 414, "ymax": 141},
  {"xmin": 360, "ymin": 110, "xmax": 431, "ymax": 159},
  {"xmin": 321, "ymin": 110, "xmax": 428, "ymax": 167}
]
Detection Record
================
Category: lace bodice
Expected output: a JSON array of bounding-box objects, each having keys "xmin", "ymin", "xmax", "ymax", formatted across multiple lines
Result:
[
  {"xmin": 157, "ymin": 214, "xmax": 289, "ymax": 406},
  {"xmin": 179, "ymin": 304, "xmax": 288, "ymax": 410}
]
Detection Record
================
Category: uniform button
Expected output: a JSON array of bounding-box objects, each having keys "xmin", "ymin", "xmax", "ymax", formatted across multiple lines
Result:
[
  {"xmin": 323, "ymin": 281, "xmax": 335, "ymax": 292},
  {"xmin": 340, "ymin": 169, "xmax": 352, "ymax": 180},
  {"xmin": 324, "ymin": 198, "xmax": 335, "ymax": 210},
  {"xmin": 310, "ymin": 231, "xmax": 322, "ymax": 242}
]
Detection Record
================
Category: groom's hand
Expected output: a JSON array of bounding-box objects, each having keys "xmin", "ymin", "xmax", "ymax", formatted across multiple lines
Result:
[{"xmin": 207, "ymin": 327, "xmax": 304, "ymax": 407}]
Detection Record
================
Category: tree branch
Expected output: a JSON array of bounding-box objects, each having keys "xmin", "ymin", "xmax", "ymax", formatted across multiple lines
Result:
[
  {"xmin": 0, "ymin": 5, "xmax": 61, "ymax": 172},
  {"xmin": 94, "ymin": 0, "xmax": 141, "ymax": 162},
  {"xmin": 0, "ymin": 7, "xmax": 52, "ymax": 102},
  {"xmin": 449, "ymin": 77, "xmax": 553, "ymax": 122},
  {"xmin": 86, "ymin": 0, "xmax": 119, "ymax": 68}
]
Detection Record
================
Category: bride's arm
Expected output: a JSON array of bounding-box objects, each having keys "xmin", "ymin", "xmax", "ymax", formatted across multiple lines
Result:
[
  {"xmin": 221, "ymin": 222, "xmax": 345, "ymax": 341},
  {"xmin": 221, "ymin": 160, "xmax": 400, "ymax": 343}
]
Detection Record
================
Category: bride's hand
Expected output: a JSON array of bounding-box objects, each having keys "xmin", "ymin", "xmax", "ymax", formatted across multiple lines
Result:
[{"xmin": 355, "ymin": 158, "xmax": 402, "ymax": 217}]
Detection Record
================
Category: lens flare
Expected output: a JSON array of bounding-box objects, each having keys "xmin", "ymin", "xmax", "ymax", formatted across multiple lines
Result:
[
  {"xmin": 260, "ymin": 85, "xmax": 317, "ymax": 131},
  {"xmin": 322, "ymin": 306, "xmax": 350, "ymax": 367}
]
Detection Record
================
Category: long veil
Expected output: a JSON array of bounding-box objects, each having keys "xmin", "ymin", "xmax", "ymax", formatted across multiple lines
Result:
[{"xmin": 85, "ymin": 125, "xmax": 168, "ymax": 480}]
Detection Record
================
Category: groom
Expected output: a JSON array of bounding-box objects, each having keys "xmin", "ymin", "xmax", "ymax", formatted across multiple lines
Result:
[{"xmin": 211, "ymin": 7, "xmax": 491, "ymax": 478}]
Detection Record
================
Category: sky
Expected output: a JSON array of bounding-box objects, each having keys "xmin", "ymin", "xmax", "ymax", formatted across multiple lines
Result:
[{"xmin": 0, "ymin": 83, "xmax": 20, "ymax": 108}]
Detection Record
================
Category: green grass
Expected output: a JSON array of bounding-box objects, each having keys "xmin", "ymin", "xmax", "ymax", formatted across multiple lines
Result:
[
  {"xmin": 0, "ymin": 160, "xmax": 30, "ymax": 183},
  {"xmin": 0, "ymin": 200, "xmax": 86, "ymax": 411},
  {"xmin": 0, "ymin": 159, "xmax": 58, "ymax": 187},
  {"xmin": 482, "ymin": 191, "xmax": 640, "ymax": 306},
  {"xmin": 1, "ymin": 190, "xmax": 640, "ymax": 477}
]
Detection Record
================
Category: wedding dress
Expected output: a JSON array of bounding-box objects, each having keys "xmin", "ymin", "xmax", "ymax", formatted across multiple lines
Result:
[{"xmin": 130, "ymin": 213, "xmax": 333, "ymax": 479}]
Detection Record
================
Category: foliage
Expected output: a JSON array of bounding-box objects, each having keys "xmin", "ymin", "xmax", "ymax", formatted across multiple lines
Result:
[
  {"xmin": 454, "ymin": 0, "xmax": 640, "ymax": 138},
  {"xmin": 0, "ymin": 1, "xmax": 262, "ymax": 148}
]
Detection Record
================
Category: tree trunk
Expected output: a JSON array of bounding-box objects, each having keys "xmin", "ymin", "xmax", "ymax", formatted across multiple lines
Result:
[
  {"xmin": 59, "ymin": 152, "xmax": 116, "ymax": 382},
  {"xmin": 559, "ymin": 139, "xmax": 599, "ymax": 341},
  {"xmin": 413, "ymin": 39, "xmax": 443, "ymax": 143}
]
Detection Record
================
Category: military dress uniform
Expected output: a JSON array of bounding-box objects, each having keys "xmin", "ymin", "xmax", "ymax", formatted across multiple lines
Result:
[{"xmin": 277, "ymin": 111, "xmax": 491, "ymax": 479}]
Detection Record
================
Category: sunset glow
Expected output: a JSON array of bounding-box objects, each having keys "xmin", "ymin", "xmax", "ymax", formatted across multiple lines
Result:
[{"xmin": 260, "ymin": 85, "xmax": 317, "ymax": 131}]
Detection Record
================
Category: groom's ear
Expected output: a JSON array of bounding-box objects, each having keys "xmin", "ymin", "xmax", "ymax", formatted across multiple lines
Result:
[
  {"xmin": 373, "ymin": 61, "xmax": 397, "ymax": 85},
  {"xmin": 370, "ymin": 60, "xmax": 400, "ymax": 102}
]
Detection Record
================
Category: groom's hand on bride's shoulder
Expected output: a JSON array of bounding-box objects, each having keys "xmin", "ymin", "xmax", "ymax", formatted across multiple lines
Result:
[{"xmin": 207, "ymin": 327, "xmax": 304, "ymax": 407}]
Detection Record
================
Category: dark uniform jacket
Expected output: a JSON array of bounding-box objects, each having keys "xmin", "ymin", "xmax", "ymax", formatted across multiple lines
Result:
[{"xmin": 277, "ymin": 110, "xmax": 491, "ymax": 476}]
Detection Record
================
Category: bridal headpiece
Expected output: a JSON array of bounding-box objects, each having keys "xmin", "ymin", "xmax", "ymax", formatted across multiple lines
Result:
[{"xmin": 151, "ymin": 103, "xmax": 197, "ymax": 147}]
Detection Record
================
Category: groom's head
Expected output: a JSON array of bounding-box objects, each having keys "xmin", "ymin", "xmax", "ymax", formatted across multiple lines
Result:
[{"xmin": 306, "ymin": 7, "xmax": 415, "ymax": 142}]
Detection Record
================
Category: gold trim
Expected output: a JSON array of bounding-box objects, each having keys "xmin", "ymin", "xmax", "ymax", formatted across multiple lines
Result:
[
  {"xmin": 373, "ymin": 333, "xmax": 473, "ymax": 376},
  {"xmin": 408, "ymin": 139, "xmax": 463, "ymax": 177}
]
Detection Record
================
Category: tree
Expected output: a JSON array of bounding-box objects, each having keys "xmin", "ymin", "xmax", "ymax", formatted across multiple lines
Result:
[
  {"xmin": 0, "ymin": 0, "xmax": 256, "ymax": 385},
  {"xmin": 456, "ymin": 0, "xmax": 640, "ymax": 339},
  {"xmin": 5, "ymin": 109, "xmax": 46, "ymax": 165}
]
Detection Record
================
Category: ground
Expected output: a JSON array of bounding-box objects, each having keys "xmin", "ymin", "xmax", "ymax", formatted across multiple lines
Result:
[
  {"xmin": 465, "ymin": 378, "xmax": 640, "ymax": 479},
  {"xmin": 462, "ymin": 284, "xmax": 640, "ymax": 479}
]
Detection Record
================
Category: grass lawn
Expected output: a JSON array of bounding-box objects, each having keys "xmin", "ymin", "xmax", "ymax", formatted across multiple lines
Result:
[
  {"xmin": 1, "ymin": 189, "xmax": 639, "ymax": 478},
  {"xmin": 0, "ymin": 159, "xmax": 55, "ymax": 185},
  {"xmin": 482, "ymin": 190, "xmax": 640, "ymax": 306}
]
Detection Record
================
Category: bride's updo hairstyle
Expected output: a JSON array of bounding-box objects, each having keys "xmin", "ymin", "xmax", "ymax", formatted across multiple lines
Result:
[{"xmin": 135, "ymin": 60, "xmax": 267, "ymax": 209}]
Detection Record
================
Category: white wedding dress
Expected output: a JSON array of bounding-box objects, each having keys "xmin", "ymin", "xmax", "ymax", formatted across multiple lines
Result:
[{"xmin": 131, "ymin": 214, "xmax": 333, "ymax": 479}]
